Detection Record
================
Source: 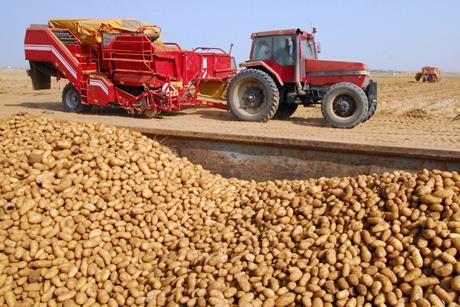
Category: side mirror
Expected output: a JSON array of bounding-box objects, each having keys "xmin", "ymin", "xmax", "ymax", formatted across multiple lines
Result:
[{"xmin": 316, "ymin": 43, "xmax": 321, "ymax": 54}]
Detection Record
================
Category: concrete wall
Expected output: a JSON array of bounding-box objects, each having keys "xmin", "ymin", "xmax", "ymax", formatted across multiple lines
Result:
[{"xmin": 152, "ymin": 135, "xmax": 460, "ymax": 180}]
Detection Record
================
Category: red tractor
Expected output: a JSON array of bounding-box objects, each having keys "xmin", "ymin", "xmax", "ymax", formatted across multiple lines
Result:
[
  {"xmin": 227, "ymin": 29, "xmax": 377, "ymax": 127},
  {"xmin": 24, "ymin": 20, "xmax": 377, "ymax": 128}
]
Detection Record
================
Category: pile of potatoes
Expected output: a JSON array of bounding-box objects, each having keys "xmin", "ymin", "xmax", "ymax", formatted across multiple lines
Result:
[{"xmin": 0, "ymin": 115, "xmax": 459, "ymax": 307}]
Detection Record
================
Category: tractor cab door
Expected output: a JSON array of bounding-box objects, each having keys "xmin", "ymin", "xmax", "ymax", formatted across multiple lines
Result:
[
  {"xmin": 300, "ymin": 38, "xmax": 317, "ymax": 76},
  {"xmin": 250, "ymin": 35, "xmax": 296, "ymax": 82},
  {"xmin": 272, "ymin": 36, "xmax": 295, "ymax": 66}
]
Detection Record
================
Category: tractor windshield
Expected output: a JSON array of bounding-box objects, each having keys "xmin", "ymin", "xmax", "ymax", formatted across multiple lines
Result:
[
  {"xmin": 301, "ymin": 39, "xmax": 316, "ymax": 59},
  {"xmin": 251, "ymin": 35, "xmax": 295, "ymax": 66}
]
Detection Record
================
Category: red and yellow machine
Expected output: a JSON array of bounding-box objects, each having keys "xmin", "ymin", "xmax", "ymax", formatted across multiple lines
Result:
[
  {"xmin": 25, "ymin": 19, "xmax": 236, "ymax": 117},
  {"xmin": 415, "ymin": 66, "xmax": 441, "ymax": 83},
  {"xmin": 25, "ymin": 19, "xmax": 377, "ymax": 128}
]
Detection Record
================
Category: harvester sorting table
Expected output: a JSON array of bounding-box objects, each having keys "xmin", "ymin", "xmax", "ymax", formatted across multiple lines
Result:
[{"xmin": 25, "ymin": 19, "xmax": 377, "ymax": 128}]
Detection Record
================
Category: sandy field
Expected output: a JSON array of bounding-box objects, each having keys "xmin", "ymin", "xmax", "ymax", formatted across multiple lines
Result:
[{"xmin": 0, "ymin": 69, "xmax": 459, "ymax": 150}]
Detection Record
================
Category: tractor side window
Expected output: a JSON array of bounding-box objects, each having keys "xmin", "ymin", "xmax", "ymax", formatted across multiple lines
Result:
[
  {"xmin": 301, "ymin": 39, "xmax": 315, "ymax": 59},
  {"xmin": 252, "ymin": 37, "xmax": 272, "ymax": 61},
  {"xmin": 273, "ymin": 36, "xmax": 295, "ymax": 66}
]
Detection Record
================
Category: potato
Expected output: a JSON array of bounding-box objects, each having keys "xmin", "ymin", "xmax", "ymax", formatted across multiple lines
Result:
[
  {"xmin": 451, "ymin": 275, "xmax": 460, "ymax": 291},
  {"xmin": 0, "ymin": 115, "xmax": 459, "ymax": 305}
]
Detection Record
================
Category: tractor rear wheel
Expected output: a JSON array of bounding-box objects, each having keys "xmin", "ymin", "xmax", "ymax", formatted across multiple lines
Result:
[
  {"xmin": 273, "ymin": 103, "xmax": 298, "ymax": 120},
  {"xmin": 227, "ymin": 69, "xmax": 279, "ymax": 122},
  {"xmin": 321, "ymin": 82, "xmax": 368, "ymax": 128},
  {"xmin": 62, "ymin": 83, "xmax": 91, "ymax": 113}
]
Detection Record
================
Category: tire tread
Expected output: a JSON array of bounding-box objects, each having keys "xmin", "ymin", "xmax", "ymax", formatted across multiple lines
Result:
[
  {"xmin": 321, "ymin": 82, "xmax": 368, "ymax": 128},
  {"xmin": 363, "ymin": 98, "xmax": 377, "ymax": 122}
]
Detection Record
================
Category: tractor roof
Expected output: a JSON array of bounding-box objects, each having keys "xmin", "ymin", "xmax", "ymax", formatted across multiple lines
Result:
[{"xmin": 251, "ymin": 28, "xmax": 313, "ymax": 39}]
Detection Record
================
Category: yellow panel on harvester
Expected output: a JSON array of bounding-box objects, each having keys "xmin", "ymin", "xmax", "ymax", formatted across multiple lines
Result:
[
  {"xmin": 48, "ymin": 18, "xmax": 161, "ymax": 45},
  {"xmin": 198, "ymin": 80, "xmax": 229, "ymax": 101}
]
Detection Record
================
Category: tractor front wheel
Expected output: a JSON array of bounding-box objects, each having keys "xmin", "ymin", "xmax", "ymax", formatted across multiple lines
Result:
[
  {"xmin": 227, "ymin": 69, "xmax": 279, "ymax": 122},
  {"xmin": 62, "ymin": 83, "xmax": 91, "ymax": 113},
  {"xmin": 362, "ymin": 98, "xmax": 377, "ymax": 122},
  {"xmin": 321, "ymin": 82, "xmax": 369, "ymax": 128}
]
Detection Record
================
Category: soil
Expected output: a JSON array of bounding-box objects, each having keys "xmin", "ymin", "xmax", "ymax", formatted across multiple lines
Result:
[{"xmin": 0, "ymin": 70, "xmax": 459, "ymax": 150}]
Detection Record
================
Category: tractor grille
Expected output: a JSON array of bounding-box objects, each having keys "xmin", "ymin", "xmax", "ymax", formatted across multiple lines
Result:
[{"xmin": 52, "ymin": 30, "xmax": 78, "ymax": 45}]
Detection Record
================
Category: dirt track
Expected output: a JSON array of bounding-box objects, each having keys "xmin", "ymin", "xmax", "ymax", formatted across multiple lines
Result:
[{"xmin": 0, "ymin": 70, "xmax": 459, "ymax": 150}]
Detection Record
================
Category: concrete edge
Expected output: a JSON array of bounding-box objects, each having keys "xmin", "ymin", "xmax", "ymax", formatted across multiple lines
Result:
[{"xmin": 118, "ymin": 125, "xmax": 460, "ymax": 162}]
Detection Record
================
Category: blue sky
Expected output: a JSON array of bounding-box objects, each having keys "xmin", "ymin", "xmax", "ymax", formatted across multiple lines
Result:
[{"xmin": 1, "ymin": 0, "xmax": 459, "ymax": 72}]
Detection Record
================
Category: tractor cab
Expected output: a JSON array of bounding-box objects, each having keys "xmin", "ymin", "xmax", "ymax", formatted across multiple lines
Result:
[
  {"xmin": 247, "ymin": 29, "xmax": 317, "ymax": 83},
  {"xmin": 251, "ymin": 35, "xmax": 296, "ymax": 66},
  {"xmin": 251, "ymin": 30, "xmax": 317, "ymax": 61}
]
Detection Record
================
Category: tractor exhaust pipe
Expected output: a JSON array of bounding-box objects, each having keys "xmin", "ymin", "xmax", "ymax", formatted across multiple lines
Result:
[{"xmin": 295, "ymin": 29, "xmax": 306, "ymax": 96}]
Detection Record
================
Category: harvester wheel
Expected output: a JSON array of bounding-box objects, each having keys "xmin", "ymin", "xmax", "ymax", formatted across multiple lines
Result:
[
  {"xmin": 321, "ymin": 82, "xmax": 368, "ymax": 128},
  {"xmin": 273, "ymin": 103, "xmax": 298, "ymax": 120},
  {"xmin": 227, "ymin": 69, "xmax": 279, "ymax": 122},
  {"xmin": 62, "ymin": 83, "xmax": 91, "ymax": 113}
]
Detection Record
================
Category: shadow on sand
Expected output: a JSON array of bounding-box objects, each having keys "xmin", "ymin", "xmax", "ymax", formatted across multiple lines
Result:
[
  {"xmin": 289, "ymin": 116, "xmax": 329, "ymax": 127},
  {"xmin": 6, "ymin": 101, "xmax": 142, "ymax": 118},
  {"xmin": 7, "ymin": 101, "xmax": 331, "ymax": 128}
]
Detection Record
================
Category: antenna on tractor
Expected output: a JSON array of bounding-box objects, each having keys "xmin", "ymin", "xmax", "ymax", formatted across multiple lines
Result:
[
  {"xmin": 229, "ymin": 43, "xmax": 234, "ymax": 55},
  {"xmin": 310, "ymin": 22, "xmax": 317, "ymax": 34}
]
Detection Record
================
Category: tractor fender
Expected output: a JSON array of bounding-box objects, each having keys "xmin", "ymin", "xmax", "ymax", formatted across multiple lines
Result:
[{"xmin": 240, "ymin": 61, "xmax": 284, "ymax": 86}]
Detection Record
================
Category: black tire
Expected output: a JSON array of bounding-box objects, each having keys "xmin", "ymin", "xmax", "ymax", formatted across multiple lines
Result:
[
  {"xmin": 362, "ymin": 97, "xmax": 377, "ymax": 122},
  {"xmin": 227, "ymin": 69, "xmax": 279, "ymax": 122},
  {"xmin": 273, "ymin": 103, "xmax": 298, "ymax": 120},
  {"xmin": 321, "ymin": 82, "xmax": 369, "ymax": 128},
  {"xmin": 62, "ymin": 83, "xmax": 92, "ymax": 113}
]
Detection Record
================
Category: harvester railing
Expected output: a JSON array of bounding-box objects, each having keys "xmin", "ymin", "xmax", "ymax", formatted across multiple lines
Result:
[{"xmin": 193, "ymin": 47, "xmax": 228, "ymax": 54}]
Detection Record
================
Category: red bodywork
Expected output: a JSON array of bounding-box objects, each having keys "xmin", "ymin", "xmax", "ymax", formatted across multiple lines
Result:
[
  {"xmin": 305, "ymin": 59, "xmax": 368, "ymax": 87},
  {"xmin": 25, "ymin": 26, "xmax": 236, "ymax": 113},
  {"xmin": 242, "ymin": 28, "xmax": 369, "ymax": 89}
]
